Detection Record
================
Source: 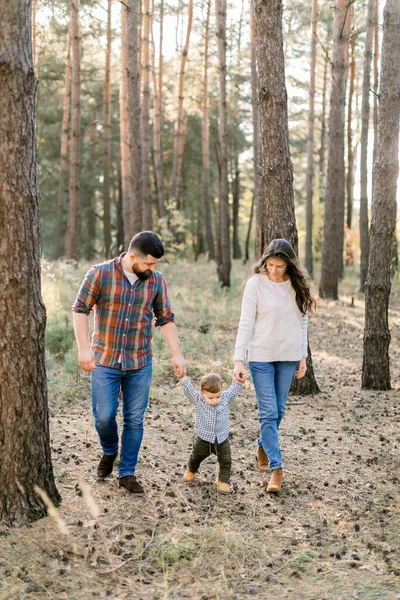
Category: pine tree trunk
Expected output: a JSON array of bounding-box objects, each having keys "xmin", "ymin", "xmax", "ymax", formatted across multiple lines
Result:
[
  {"xmin": 305, "ymin": 0, "xmax": 318, "ymax": 276},
  {"xmin": 359, "ymin": 0, "xmax": 375, "ymax": 292},
  {"xmin": 202, "ymin": 0, "xmax": 215, "ymax": 260},
  {"xmin": 169, "ymin": 0, "xmax": 193, "ymax": 203},
  {"xmin": 372, "ymin": 0, "xmax": 379, "ymax": 173},
  {"xmin": 141, "ymin": 0, "xmax": 153, "ymax": 230},
  {"xmin": 362, "ymin": 0, "xmax": 400, "ymax": 390},
  {"xmin": 55, "ymin": 24, "xmax": 71, "ymax": 259},
  {"xmin": 254, "ymin": 0, "xmax": 319, "ymax": 396},
  {"xmin": 250, "ymin": 1, "xmax": 260, "ymax": 259},
  {"xmin": 346, "ymin": 4, "xmax": 355, "ymax": 230},
  {"xmin": 151, "ymin": 0, "xmax": 165, "ymax": 218},
  {"xmin": 32, "ymin": 0, "xmax": 37, "ymax": 67},
  {"xmin": 176, "ymin": 112, "xmax": 188, "ymax": 204},
  {"xmin": 103, "ymin": 0, "xmax": 112, "ymax": 257},
  {"xmin": 232, "ymin": 143, "xmax": 242, "ymax": 259},
  {"xmin": 126, "ymin": 0, "xmax": 143, "ymax": 234},
  {"xmin": 215, "ymin": 0, "xmax": 231, "ymax": 287},
  {"xmin": 86, "ymin": 111, "xmax": 97, "ymax": 259},
  {"xmin": 0, "ymin": 0, "xmax": 61, "ymax": 525},
  {"xmin": 319, "ymin": 0, "xmax": 349, "ymax": 299},
  {"xmin": 120, "ymin": 5, "xmax": 133, "ymax": 246},
  {"xmin": 318, "ymin": 55, "xmax": 329, "ymax": 202},
  {"xmin": 65, "ymin": 0, "xmax": 81, "ymax": 260}
]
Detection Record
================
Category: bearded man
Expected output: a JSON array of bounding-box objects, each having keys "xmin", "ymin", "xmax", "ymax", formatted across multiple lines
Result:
[{"xmin": 72, "ymin": 231, "xmax": 186, "ymax": 493}]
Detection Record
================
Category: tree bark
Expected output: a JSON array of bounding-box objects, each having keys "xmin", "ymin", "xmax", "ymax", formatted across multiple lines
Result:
[
  {"xmin": 215, "ymin": 0, "xmax": 231, "ymax": 286},
  {"xmin": 359, "ymin": 0, "xmax": 375, "ymax": 292},
  {"xmin": 346, "ymin": 4, "xmax": 355, "ymax": 230},
  {"xmin": 250, "ymin": 1, "xmax": 260, "ymax": 260},
  {"xmin": 86, "ymin": 111, "xmax": 97, "ymax": 259},
  {"xmin": 141, "ymin": 0, "xmax": 153, "ymax": 230},
  {"xmin": 65, "ymin": 0, "xmax": 81, "ymax": 260},
  {"xmin": 305, "ymin": 0, "xmax": 318, "ymax": 276},
  {"xmin": 362, "ymin": 0, "xmax": 400, "ymax": 390},
  {"xmin": 32, "ymin": 0, "xmax": 37, "ymax": 67},
  {"xmin": 169, "ymin": 0, "xmax": 193, "ymax": 204},
  {"xmin": 319, "ymin": 0, "xmax": 350, "ymax": 299},
  {"xmin": 232, "ymin": 144, "xmax": 242, "ymax": 259},
  {"xmin": 55, "ymin": 23, "xmax": 71, "ymax": 259},
  {"xmin": 254, "ymin": 0, "xmax": 319, "ymax": 396},
  {"xmin": 202, "ymin": 0, "xmax": 215, "ymax": 260},
  {"xmin": 120, "ymin": 5, "xmax": 133, "ymax": 246},
  {"xmin": 103, "ymin": 0, "xmax": 112, "ymax": 257},
  {"xmin": 126, "ymin": 0, "xmax": 143, "ymax": 234},
  {"xmin": 151, "ymin": 0, "xmax": 165, "ymax": 218},
  {"xmin": 318, "ymin": 54, "xmax": 329, "ymax": 202},
  {"xmin": 0, "ymin": 0, "xmax": 61, "ymax": 525},
  {"xmin": 372, "ymin": 0, "xmax": 379, "ymax": 202}
]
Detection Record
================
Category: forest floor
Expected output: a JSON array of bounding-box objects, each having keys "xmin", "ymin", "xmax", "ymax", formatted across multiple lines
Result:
[{"xmin": 1, "ymin": 259, "xmax": 400, "ymax": 600}]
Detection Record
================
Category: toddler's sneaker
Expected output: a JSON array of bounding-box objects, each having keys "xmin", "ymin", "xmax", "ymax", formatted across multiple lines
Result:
[
  {"xmin": 183, "ymin": 469, "xmax": 196, "ymax": 482},
  {"xmin": 218, "ymin": 481, "xmax": 231, "ymax": 494}
]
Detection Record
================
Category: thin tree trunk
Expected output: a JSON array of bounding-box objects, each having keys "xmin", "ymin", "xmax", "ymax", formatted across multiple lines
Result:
[
  {"xmin": 87, "ymin": 111, "xmax": 97, "ymax": 259},
  {"xmin": 126, "ymin": 0, "xmax": 143, "ymax": 233},
  {"xmin": 151, "ymin": 0, "xmax": 165, "ymax": 218},
  {"xmin": 65, "ymin": 0, "xmax": 81, "ymax": 260},
  {"xmin": 362, "ymin": 0, "xmax": 400, "ymax": 390},
  {"xmin": 169, "ymin": 0, "xmax": 194, "ymax": 203},
  {"xmin": 346, "ymin": 4, "xmax": 355, "ymax": 230},
  {"xmin": 202, "ymin": 0, "xmax": 215, "ymax": 260},
  {"xmin": 176, "ymin": 112, "xmax": 189, "ymax": 203},
  {"xmin": 250, "ymin": 1, "xmax": 260, "ymax": 259},
  {"xmin": 359, "ymin": 0, "xmax": 375, "ymax": 292},
  {"xmin": 0, "ymin": 0, "xmax": 61, "ymax": 525},
  {"xmin": 305, "ymin": 0, "xmax": 318, "ymax": 276},
  {"xmin": 215, "ymin": 0, "xmax": 231, "ymax": 287},
  {"xmin": 103, "ymin": 0, "xmax": 112, "ymax": 257},
  {"xmin": 244, "ymin": 192, "xmax": 255, "ymax": 263},
  {"xmin": 319, "ymin": 0, "xmax": 350, "ymax": 299},
  {"xmin": 55, "ymin": 24, "xmax": 71, "ymax": 259},
  {"xmin": 254, "ymin": 0, "xmax": 320, "ymax": 396},
  {"xmin": 141, "ymin": 0, "xmax": 153, "ymax": 229},
  {"xmin": 318, "ymin": 54, "xmax": 329, "ymax": 201},
  {"xmin": 232, "ymin": 145, "xmax": 242, "ymax": 259},
  {"xmin": 120, "ymin": 5, "xmax": 133, "ymax": 246}
]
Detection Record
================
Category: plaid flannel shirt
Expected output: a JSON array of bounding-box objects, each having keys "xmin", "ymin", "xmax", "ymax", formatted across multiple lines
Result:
[
  {"xmin": 179, "ymin": 377, "xmax": 243, "ymax": 443},
  {"xmin": 72, "ymin": 253, "xmax": 174, "ymax": 370}
]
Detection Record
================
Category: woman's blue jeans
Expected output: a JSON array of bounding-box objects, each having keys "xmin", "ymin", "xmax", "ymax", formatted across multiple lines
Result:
[
  {"xmin": 249, "ymin": 361, "xmax": 297, "ymax": 471},
  {"xmin": 90, "ymin": 360, "xmax": 152, "ymax": 478}
]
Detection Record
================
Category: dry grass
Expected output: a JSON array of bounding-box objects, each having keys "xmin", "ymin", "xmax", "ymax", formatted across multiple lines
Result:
[{"xmin": 1, "ymin": 259, "xmax": 399, "ymax": 600}]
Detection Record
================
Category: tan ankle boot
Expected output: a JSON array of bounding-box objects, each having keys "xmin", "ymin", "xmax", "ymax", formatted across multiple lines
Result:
[
  {"xmin": 256, "ymin": 446, "xmax": 269, "ymax": 471},
  {"xmin": 184, "ymin": 469, "xmax": 196, "ymax": 482},
  {"xmin": 267, "ymin": 468, "xmax": 283, "ymax": 493},
  {"xmin": 218, "ymin": 481, "xmax": 231, "ymax": 494}
]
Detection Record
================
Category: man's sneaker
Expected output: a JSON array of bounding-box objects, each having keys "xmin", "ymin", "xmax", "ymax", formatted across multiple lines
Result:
[
  {"xmin": 119, "ymin": 475, "xmax": 145, "ymax": 494},
  {"xmin": 218, "ymin": 481, "xmax": 231, "ymax": 494},
  {"xmin": 183, "ymin": 470, "xmax": 196, "ymax": 482},
  {"xmin": 97, "ymin": 451, "xmax": 118, "ymax": 478}
]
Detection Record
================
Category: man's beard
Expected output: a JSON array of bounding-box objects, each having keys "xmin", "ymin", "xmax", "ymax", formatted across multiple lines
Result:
[{"xmin": 132, "ymin": 263, "xmax": 152, "ymax": 281}]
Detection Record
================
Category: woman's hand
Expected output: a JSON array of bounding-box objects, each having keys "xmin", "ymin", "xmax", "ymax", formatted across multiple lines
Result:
[
  {"xmin": 233, "ymin": 361, "xmax": 247, "ymax": 384},
  {"xmin": 295, "ymin": 357, "xmax": 307, "ymax": 379}
]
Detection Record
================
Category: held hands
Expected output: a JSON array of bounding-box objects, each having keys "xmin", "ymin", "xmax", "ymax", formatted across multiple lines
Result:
[
  {"xmin": 294, "ymin": 357, "xmax": 307, "ymax": 379},
  {"xmin": 172, "ymin": 354, "xmax": 187, "ymax": 379},
  {"xmin": 233, "ymin": 361, "xmax": 248, "ymax": 384},
  {"xmin": 78, "ymin": 349, "xmax": 96, "ymax": 372}
]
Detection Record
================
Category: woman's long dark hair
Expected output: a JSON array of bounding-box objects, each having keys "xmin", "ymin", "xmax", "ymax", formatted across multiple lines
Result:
[{"xmin": 251, "ymin": 239, "xmax": 316, "ymax": 314}]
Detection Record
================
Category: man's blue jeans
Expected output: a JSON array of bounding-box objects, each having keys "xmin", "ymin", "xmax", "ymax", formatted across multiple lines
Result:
[
  {"xmin": 249, "ymin": 361, "xmax": 297, "ymax": 471},
  {"xmin": 90, "ymin": 359, "xmax": 152, "ymax": 478}
]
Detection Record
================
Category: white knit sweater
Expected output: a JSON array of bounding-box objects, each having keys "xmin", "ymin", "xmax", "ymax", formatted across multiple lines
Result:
[{"xmin": 234, "ymin": 274, "xmax": 308, "ymax": 363}]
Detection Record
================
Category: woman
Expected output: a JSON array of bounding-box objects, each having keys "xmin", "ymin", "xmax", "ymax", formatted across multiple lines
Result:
[{"xmin": 233, "ymin": 239, "xmax": 315, "ymax": 493}]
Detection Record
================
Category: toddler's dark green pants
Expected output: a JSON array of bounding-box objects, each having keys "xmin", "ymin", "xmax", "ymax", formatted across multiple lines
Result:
[{"xmin": 188, "ymin": 436, "xmax": 231, "ymax": 483}]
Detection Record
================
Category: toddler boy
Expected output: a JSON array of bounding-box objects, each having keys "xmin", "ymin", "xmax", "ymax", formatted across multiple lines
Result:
[{"xmin": 179, "ymin": 372, "xmax": 245, "ymax": 494}]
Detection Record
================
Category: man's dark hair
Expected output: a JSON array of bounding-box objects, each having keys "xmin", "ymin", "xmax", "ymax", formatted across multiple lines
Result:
[{"xmin": 128, "ymin": 231, "xmax": 165, "ymax": 259}]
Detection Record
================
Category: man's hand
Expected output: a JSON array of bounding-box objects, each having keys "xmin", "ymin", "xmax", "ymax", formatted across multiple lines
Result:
[
  {"xmin": 233, "ymin": 360, "xmax": 247, "ymax": 384},
  {"xmin": 78, "ymin": 349, "xmax": 96, "ymax": 372},
  {"xmin": 294, "ymin": 357, "xmax": 307, "ymax": 379},
  {"xmin": 172, "ymin": 354, "xmax": 187, "ymax": 379}
]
